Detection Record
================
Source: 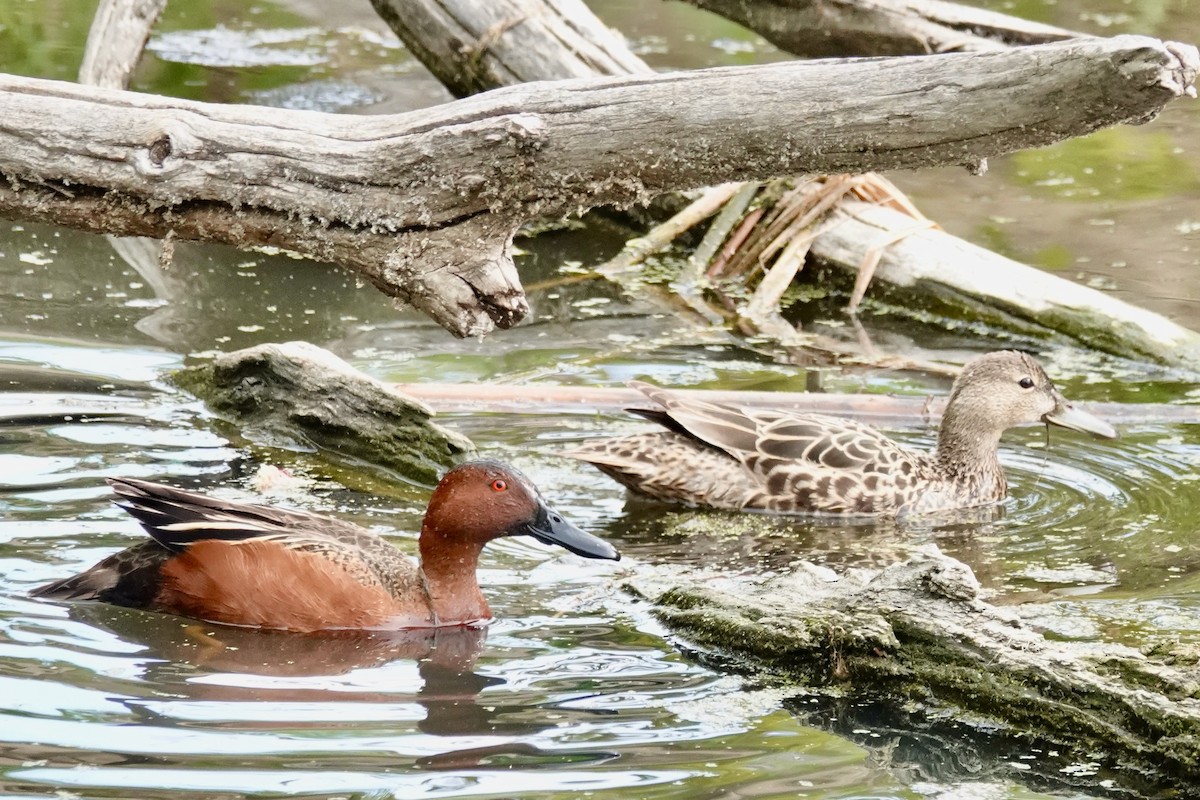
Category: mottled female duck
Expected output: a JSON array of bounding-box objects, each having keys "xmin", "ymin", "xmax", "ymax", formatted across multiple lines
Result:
[
  {"xmin": 566, "ymin": 351, "xmax": 1116, "ymax": 516},
  {"xmin": 32, "ymin": 460, "xmax": 619, "ymax": 632}
]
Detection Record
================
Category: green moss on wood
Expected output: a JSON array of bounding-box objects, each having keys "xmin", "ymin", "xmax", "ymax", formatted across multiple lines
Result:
[{"xmin": 171, "ymin": 341, "xmax": 475, "ymax": 485}]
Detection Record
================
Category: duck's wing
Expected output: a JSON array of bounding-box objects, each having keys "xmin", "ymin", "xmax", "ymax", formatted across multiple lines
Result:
[
  {"xmin": 630, "ymin": 381, "xmax": 915, "ymax": 474},
  {"xmin": 108, "ymin": 477, "xmax": 379, "ymax": 554}
]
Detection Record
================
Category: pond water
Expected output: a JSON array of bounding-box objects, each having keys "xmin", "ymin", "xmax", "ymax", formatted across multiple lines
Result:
[{"xmin": 2, "ymin": 1, "xmax": 1199, "ymax": 799}]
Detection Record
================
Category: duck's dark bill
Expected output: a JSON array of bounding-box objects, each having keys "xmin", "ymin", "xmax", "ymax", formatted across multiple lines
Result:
[
  {"xmin": 523, "ymin": 504, "xmax": 620, "ymax": 561},
  {"xmin": 1044, "ymin": 401, "xmax": 1118, "ymax": 439}
]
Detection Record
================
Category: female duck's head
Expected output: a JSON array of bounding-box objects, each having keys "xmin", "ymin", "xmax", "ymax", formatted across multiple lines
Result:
[{"xmin": 939, "ymin": 351, "xmax": 1116, "ymax": 449}]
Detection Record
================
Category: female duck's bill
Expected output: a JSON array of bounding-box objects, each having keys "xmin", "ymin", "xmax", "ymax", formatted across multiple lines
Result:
[
  {"xmin": 31, "ymin": 460, "xmax": 618, "ymax": 632},
  {"xmin": 564, "ymin": 350, "xmax": 1117, "ymax": 516}
]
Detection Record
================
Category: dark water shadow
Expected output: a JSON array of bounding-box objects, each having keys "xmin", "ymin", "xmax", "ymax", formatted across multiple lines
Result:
[{"xmin": 787, "ymin": 694, "xmax": 1187, "ymax": 800}]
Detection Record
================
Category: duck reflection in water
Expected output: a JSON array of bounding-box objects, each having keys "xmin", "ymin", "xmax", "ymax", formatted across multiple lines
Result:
[{"xmin": 69, "ymin": 603, "xmax": 619, "ymax": 768}]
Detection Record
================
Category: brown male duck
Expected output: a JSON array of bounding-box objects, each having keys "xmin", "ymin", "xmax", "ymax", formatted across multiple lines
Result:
[
  {"xmin": 32, "ymin": 460, "xmax": 619, "ymax": 632},
  {"xmin": 565, "ymin": 351, "xmax": 1116, "ymax": 516}
]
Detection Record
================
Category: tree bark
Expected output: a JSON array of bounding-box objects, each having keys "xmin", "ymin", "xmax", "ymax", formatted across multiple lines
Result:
[
  {"xmin": 0, "ymin": 36, "xmax": 1195, "ymax": 337},
  {"xmin": 685, "ymin": 0, "xmax": 1079, "ymax": 58}
]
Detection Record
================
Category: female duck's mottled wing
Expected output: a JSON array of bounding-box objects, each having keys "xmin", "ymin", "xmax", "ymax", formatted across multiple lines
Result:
[
  {"xmin": 629, "ymin": 382, "xmax": 920, "ymax": 512},
  {"xmin": 630, "ymin": 381, "xmax": 906, "ymax": 467}
]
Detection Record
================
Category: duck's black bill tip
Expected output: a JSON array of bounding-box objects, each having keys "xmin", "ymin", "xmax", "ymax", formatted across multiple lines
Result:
[{"xmin": 524, "ymin": 506, "xmax": 620, "ymax": 561}]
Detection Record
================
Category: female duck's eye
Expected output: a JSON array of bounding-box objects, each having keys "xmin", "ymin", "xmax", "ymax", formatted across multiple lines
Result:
[
  {"xmin": 1018, "ymin": 377, "xmax": 1035, "ymax": 389},
  {"xmin": 491, "ymin": 479, "xmax": 508, "ymax": 492}
]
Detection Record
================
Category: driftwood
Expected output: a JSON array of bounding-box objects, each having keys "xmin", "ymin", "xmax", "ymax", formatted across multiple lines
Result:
[
  {"xmin": 369, "ymin": 0, "xmax": 1200, "ymax": 366},
  {"xmin": 627, "ymin": 548, "xmax": 1200, "ymax": 795},
  {"xmin": 0, "ymin": 37, "xmax": 1196, "ymax": 338},
  {"xmin": 171, "ymin": 342, "xmax": 474, "ymax": 484},
  {"xmin": 686, "ymin": 0, "xmax": 1079, "ymax": 57}
]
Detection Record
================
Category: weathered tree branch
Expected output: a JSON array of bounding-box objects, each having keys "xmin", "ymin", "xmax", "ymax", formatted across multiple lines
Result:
[
  {"xmin": 0, "ymin": 36, "xmax": 1195, "ymax": 336},
  {"xmin": 685, "ymin": 0, "xmax": 1079, "ymax": 58},
  {"xmin": 369, "ymin": 0, "xmax": 650, "ymax": 97},
  {"xmin": 78, "ymin": 0, "xmax": 167, "ymax": 89}
]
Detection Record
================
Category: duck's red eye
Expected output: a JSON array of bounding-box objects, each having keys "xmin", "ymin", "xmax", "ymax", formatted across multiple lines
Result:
[{"xmin": 491, "ymin": 479, "xmax": 508, "ymax": 492}]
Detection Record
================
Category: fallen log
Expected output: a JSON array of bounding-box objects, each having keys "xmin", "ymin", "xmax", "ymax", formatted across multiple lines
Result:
[
  {"xmin": 171, "ymin": 342, "xmax": 475, "ymax": 484},
  {"xmin": 367, "ymin": 0, "xmax": 1200, "ymax": 366},
  {"xmin": 0, "ymin": 36, "xmax": 1195, "ymax": 338},
  {"xmin": 626, "ymin": 547, "xmax": 1200, "ymax": 795}
]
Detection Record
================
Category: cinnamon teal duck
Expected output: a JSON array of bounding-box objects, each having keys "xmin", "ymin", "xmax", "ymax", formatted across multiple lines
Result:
[
  {"xmin": 565, "ymin": 351, "xmax": 1116, "ymax": 516},
  {"xmin": 32, "ymin": 460, "xmax": 619, "ymax": 632}
]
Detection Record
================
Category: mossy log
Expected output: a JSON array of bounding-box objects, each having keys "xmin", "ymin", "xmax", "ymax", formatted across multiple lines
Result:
[
  {"xmin": 627, "ymin": 547, "xmax": 1200, "ymax": 795},
  {"xmin": 171, "ymin": 342, "xmax": 474, "ymax": 484}
]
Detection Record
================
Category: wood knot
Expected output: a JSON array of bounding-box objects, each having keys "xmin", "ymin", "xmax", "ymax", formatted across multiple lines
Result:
[{"xmin": 148, "ymin": 135, "xmax": 173, "ymax": 167}]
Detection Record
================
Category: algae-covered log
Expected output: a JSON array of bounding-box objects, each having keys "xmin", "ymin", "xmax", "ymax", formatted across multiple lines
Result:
[
  {"xmin": 628, "ymin": 547, "xmax": 1200, "ymax": 795},
  {"xmin": 172, "ymin": 341, "xmax": 474, "ymax": 484}
]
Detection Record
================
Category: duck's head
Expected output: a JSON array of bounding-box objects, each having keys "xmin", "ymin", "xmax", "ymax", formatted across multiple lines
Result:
[
  {"xmin": 945, "ymin": 351, "xmax": 1117, "ymax": 439},
  {"xmin": 423, "ymin": 460, "xmax": 620, "ymax": 560}
]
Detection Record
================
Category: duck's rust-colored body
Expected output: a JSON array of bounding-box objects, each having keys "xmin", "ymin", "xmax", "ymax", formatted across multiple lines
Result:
[
  {"xmin": 566, "ymin": 351, "xmax": 1117, "ymax": 516},
  {"xmin": 32, "ymin": 461, "xmax": 619, "ymax": 632}
]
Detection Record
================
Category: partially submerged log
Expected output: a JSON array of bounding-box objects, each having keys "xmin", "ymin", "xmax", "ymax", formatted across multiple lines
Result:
[
  {"xmin": 171, "ymin": 342, "xmax": 475, "ymax": 484},
  {"xmin": 393, "ymin": 382, "xmax": 1200, "ymax": 426},
  {"xmin": 626, "ymin": 547, "xmax": 1200, "ymax": 794},
  {"xmin": 0, "ymin": 36, "xmax": 1196, "ymax": 338},
  {"xmin": 369, "ymin": 0, "xmax": 1200, "ymax": 366}
]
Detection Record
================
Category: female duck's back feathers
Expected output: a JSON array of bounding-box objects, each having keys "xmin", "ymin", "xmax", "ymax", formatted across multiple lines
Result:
[{"xmin": 566, "ymin": 351, "xmax": 1116, "ymax": 516}]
